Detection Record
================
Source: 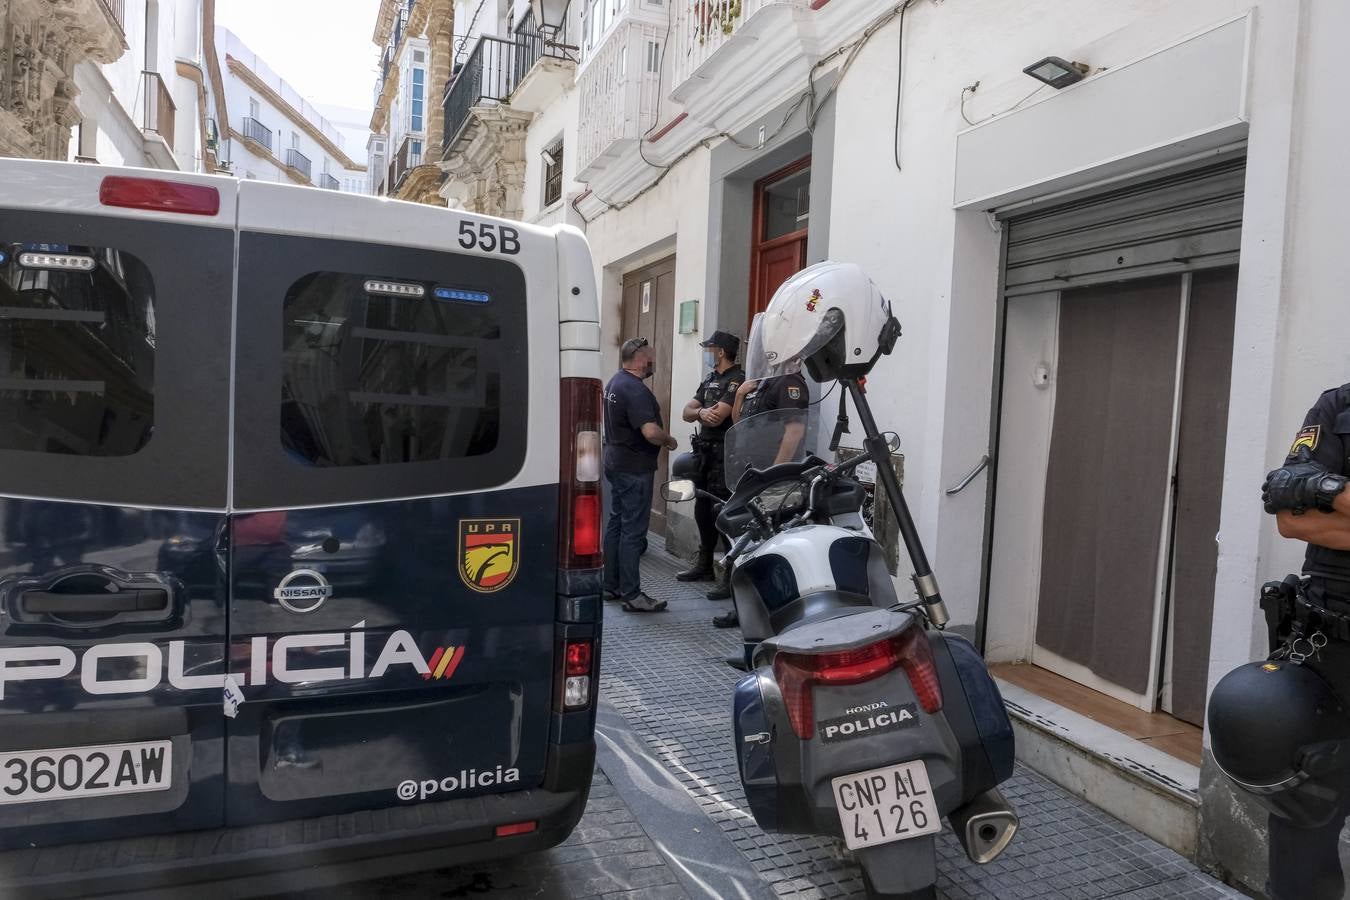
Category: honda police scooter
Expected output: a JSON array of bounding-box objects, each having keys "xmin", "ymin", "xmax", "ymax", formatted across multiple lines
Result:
[{"xmin": 666, "ymin": 263, "xmax": 1018, "ymax": 900}]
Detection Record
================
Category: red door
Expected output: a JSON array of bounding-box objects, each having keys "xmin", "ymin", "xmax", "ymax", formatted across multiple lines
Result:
[{"xmin": 749, "ymin": 157, "xmax": 811, "ymax": 329}]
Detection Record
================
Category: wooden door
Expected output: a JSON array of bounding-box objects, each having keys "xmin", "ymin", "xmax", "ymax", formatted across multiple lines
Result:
[
  {"xmin": 750, "ymin": 157, "xmax": 811, "ymax": 327},
  {"xmin": 621, "ymin": 256, "xmax": 676, "ymax": 535}
]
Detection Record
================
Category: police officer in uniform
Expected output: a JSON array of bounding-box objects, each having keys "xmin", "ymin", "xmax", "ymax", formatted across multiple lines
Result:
[
  {"xmin": 677, "ymin": 331, "xmax": 744, "ymax": 599},
  {"xmin": 711, "ymin": 371, "xmax": 812, "ymax": 631},
  {"xmin": 1256, "ymin": 382, "xmax": 1350, "ymax": 899}
]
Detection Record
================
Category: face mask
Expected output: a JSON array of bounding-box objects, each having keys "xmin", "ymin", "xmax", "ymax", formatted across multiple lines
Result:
[
  {"xmin": 703, "ymin": 350, "xmax": 717, "ymax": 370},
  {"xmin": 643, "ymin": 361, "xmax": 655, "ymax": 379}
]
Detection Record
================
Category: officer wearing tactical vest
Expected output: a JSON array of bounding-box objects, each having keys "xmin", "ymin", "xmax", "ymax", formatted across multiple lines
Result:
[
  {"xmin": 710, "ymin": 371, "xmax": 812, "ymax": 632},
  {"xmin": 677, "ymin": 331, "xmax": 744, "ymax": 599},
  {"xmin": 1246, "ymin": 382, "xmax": 1350, "ymax": 899}
]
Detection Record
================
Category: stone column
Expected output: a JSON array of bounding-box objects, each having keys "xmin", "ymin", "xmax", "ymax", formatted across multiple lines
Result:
[{"xmin": 0, "ymin": 0, "xmax": 128, "ymax": 160}]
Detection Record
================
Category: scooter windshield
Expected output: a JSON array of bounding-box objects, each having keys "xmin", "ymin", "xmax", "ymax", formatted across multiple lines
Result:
[{"xmin": 723, "ymin": 406, "xmax": 814, "ymax": 490}]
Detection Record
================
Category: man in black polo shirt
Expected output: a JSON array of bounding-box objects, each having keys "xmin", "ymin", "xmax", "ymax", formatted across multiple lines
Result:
[{"xmin": 603, "ymin": 338, "xmax": 678, "ymax": 613}]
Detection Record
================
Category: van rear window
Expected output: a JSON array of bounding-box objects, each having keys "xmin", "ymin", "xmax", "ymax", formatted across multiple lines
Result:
[
  {"xmin": 281, "ymin": 273, "xmax": 501, "ymax": 467},
  {"xmin": 0, "ymin": 244, "xmax": 155, "ymax": 457}
]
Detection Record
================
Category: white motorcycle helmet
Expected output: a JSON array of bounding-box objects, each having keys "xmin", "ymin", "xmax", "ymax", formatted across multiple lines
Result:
[{"xmin": 745, "ymin": 261, "xmax": 900, "ymax": 383}]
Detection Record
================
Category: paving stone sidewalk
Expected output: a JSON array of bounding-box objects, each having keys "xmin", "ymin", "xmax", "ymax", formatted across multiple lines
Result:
[
  {"xmin": 600, "ymin": 537, "xmax": 1245, "ymax": 900},
  {"xmin": 291, "ymin": 769, "xmax": 692, "ymax": 900}
]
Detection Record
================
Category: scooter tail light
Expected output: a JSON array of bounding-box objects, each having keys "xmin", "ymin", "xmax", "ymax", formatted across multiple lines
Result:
[
  {"xmin": 774, "ymin": 626, "xmax": 942, "ymax": 738},
  {"xmin": 773, "ymin": 655, "xmax": 815, "ymax": 740},
  {"xmin": 895, "ymin": 628, "xmax": 944, "ymax": 714}
]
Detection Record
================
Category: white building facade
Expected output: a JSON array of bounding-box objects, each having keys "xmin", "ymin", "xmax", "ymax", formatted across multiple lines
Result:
[
  {"xmin": 212, "ymin": 28, "xmax": 366, "ymax": 191},
  {"xmin": 418, "ymin": 0, "xmax": 1350, "ymax": 889}
]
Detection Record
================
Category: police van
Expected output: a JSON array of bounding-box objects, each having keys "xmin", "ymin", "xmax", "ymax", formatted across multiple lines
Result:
[{"xmin": 0, "ymin": 160, "xmax": 604, "ymax": 897}]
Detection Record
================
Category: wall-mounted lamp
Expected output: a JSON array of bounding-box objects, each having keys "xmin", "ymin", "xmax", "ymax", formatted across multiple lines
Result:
[
  {"xmin": 1022, "ymin": 56, "xmax": 1089, "ymax": 89},
  {"xmin": 541, "ymin": 148, "xmax": 558, "ymax": 168},
  {"xmin": 529, "ymin": 0, "xmax": 579, "ymax": 52}
]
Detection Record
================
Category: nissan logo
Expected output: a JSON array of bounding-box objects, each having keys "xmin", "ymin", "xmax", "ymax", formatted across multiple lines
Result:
[{"xmin": 273, "ymin": 569, "xmax": 333, "ymax": 614}]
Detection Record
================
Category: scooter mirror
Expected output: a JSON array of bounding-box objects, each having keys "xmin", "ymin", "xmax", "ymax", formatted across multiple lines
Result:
[
  {"xmin": 662, "ymin": 479, "xmax": 696, "ymax": 502},
  {"xmin": 884, "ymin": 431, "xmax": 901, "ymax": 453}
]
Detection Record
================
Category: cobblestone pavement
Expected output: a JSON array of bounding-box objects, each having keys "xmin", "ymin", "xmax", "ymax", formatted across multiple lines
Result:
[
  {"xmin": 289, "ymin": 770, "xmax": 694, "ymax": 900},
  {"xmin": 598, "ymin": 537, "xmax": 1245, "ymax": 900}
]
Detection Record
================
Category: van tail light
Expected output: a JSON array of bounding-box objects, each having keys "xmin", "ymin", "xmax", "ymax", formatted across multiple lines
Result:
[
  {"xmin": 100, "ymin": 176, "xmax": 221, "ymax": 216},
  {"xmin": 559, "ymin": 377, "xmax": 603, "ymax": 568},
  {"xmin": 773, "ymin": 627, "xmax": 943, "ymax": 740},
  {"xmin": 495, "ymin": 820, "xmax": 537, "ymax": 837},
  {"xmin": 560, "ymin": 638, "xmax": 594, "ymax": 711}
]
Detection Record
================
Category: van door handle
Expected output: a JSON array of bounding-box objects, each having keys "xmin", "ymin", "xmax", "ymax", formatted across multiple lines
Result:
[
  {"xmin": 945, "ymin": 455, "xmax": 990, "ymax": 496},
  {"xmin": 22, "ymin": 590, "xmax": 169, "ymax": 614}
]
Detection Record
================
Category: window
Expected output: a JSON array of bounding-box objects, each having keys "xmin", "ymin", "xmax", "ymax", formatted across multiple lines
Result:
[
  {"xmin": 249, "ymin": 97, "xmax": 260, "ymax": 118},
  {"xmin": 543, "ymin": 140, "xmax": 564, "ymax": 207},
  {"xmin": 414, "ymin": 49, "xmax": 425, "ymax": 63},
  {"xmin": 291, "ymin": 132, "xmax": 300, "ymax": 150},
  {"xmin": 646, "ymin": 40, "xmax": 661, "ymax": 73},
  {"xmin": 280, "ymin": 273, "xmax": 506, "ymax": 468},
  {"xmin": 411, "ymin": 67, "xmax": 425, "ymax": 133},
  {"xmin": 0, "ymin": 244, "xmax": 156, "ymax": 456},
  {"xmin": 411, "ymin": 139, "xmax": 423, "ymax": 163}
]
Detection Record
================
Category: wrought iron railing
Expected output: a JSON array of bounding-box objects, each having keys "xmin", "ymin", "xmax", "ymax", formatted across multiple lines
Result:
[
  {"xmin": 319, "ymin": 173, "xmax": 340, "ymax": 190},
  {"xmin": 442, "ymin": 35, "xmax": 525, "ymax": 156},
  {"xmin": 241, "ymin": 116, "xmax": 273, "ymax": 152},
  {"xmin": 513, "ymin": 10, "xmax": 573, "ymax": 84},
  {"xmin": 390, "ymin": 135, "xmax": 424, "ymax": 190},
  {"xmin": 286, "ymin": 148, "xmax": 313, "ymax": 181},
  {"xmin": 98, "ymin": 0, "xmax": 125, "ymax": 32},
  {"xmin": 140, "ymin": 71, "xmax": 176, "ymax": 148}
]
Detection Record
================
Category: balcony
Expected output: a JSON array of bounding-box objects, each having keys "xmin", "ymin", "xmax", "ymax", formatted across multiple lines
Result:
[
  {"xmin": 575, "ymin": 20, "xmax": 663, "ymax": 178},
  {"xmin": 510, "ymin": 10, "xmax": 577, "ymax": 114},
  {"xmin": 319, "ymin": 173, "xmax": 340, "ymax": 190},
  {"xmin": 668, "ymin": 0, "xmax": 897, "ymax": 134},
  {"xmin": 442, "ymin": 35, "xmax": 525, "ymax": 156},
  {"xmin": 241, "ymin": 116, "xmax": 273, "ymax": 153},
  {"xmin": 389, "ymin": 135, "xmax": 424, "ymax": 191},
  {"xmin": 285, "ymin": 147, "xmax": 313, "ymax": 181},
  {"xmin": 98, "ymin": 0, "xmax": 125, "ymax": 33},
  {"xmin": 140, "ymin": 71, "xmax": 176, "ymax": 148}
]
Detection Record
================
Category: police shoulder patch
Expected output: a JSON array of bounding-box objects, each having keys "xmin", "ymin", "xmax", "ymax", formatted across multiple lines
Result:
[
  {"xmin": 787, "ymin": 386, "xmax": 802, "ymax": 400},
  {"xmin": 1289, "ymin": 424, "xmax": 1321, "ymax": 458}
]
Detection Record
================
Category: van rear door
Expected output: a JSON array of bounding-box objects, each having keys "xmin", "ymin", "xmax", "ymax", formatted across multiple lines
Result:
[
  {"xmin": 0, "ymin": 162, "xmax": 234, "ymax": 847},
  {"xmin": 226, "ymin": 183, "xmax": 562, "ymax": 824}
]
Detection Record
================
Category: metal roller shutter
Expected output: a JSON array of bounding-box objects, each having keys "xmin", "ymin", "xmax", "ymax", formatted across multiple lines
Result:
[{"xmin": 1002, "ymin": 158, "xmax": 1246, "ymax": 297}]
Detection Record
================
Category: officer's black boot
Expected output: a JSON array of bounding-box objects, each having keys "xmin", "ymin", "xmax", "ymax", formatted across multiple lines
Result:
[
  {"xmin": 706, "ymin": 568, "xmax": 732, "ymax": 601},
  {"xmin": 676, "ymin": 550, "xmax": 714, "ymax": 582}
]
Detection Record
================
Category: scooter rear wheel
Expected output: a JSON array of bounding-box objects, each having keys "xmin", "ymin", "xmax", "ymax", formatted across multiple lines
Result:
[{"xmin": 861, "ymin": 872, "xmax": 936, "ymax": 900}]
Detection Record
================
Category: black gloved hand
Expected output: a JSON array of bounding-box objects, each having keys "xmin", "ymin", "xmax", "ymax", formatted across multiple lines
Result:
[{"xmin": 1263, "ymin": 461, "xmax": 1348, "ymax": 514}]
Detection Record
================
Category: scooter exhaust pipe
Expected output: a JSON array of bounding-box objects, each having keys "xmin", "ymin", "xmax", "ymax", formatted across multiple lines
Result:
[{"xmin": 949, "ymin": 787, "xmax": 1019, "ymax": 864}]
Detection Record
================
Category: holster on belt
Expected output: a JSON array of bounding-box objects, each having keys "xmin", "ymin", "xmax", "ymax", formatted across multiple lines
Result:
[
  {"xmin": 1296, "ymin": 584, "xmax": 1350, "ymax": 643},
  {"xmin": 1260, "ymin": 575, "xmax": 1301, "ymax": 653}
]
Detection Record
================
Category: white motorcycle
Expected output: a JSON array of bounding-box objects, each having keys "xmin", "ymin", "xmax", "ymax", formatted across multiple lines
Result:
[{"xmin": 666, "ymin": 263, "xmax": 1019, "ymax": 899}]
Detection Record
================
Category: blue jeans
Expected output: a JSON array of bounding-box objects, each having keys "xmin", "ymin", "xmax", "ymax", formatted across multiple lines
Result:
[{"xmin": 603, "ymin": 468, "xmax": 654, "ymax": 600}]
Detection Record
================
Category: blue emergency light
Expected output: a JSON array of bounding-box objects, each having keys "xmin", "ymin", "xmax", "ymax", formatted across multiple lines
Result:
[{"xmin": 434, "ymin": 287, "xmax": 491, "ymax": 303}]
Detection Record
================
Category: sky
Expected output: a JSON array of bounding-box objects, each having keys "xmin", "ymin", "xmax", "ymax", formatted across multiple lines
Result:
[{"xmin": 215, "ymin": 0, "xmax": 383, "ymax": 114}]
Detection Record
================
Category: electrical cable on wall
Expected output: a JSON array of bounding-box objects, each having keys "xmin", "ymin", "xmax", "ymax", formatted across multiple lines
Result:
[
  {"xmin": 959, "ymin": 80, "xmax": 1047, "ymax": 127},
  {"xmin": 576, "ymin": 0, "xmax": 920, "ymax": 222}
]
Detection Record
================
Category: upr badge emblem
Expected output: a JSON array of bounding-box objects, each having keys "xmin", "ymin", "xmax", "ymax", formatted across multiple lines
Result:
[
  {"xmin": 1289, "ymin": 424, "xmax": 1321, "ymax": 458},
  {"xmin": 459, "ymin": 518, "xmax": 521, "ymax": 593}
]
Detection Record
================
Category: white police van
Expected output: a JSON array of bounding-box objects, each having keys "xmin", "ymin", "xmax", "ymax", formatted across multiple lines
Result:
[{"xmin": 0, "ymin": 159, "xmax": 604, "ymax": 897}]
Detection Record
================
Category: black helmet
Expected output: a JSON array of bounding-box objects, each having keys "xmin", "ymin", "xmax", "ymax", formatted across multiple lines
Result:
[
  {"xmin": 670, "ymin": 451, "xmax": 702, "ymax": 480},
  {"xmin": 1208, "ymin": 660, "xmax": 1350, "ymax": 827}
]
